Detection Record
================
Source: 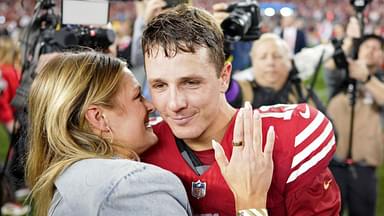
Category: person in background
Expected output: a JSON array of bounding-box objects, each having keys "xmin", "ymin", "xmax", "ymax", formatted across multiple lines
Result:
[
  {"xmin": 130, "ymin": 0, "xmax": 168, "ymax": 68},
  {"xmin": 278, "ymin": 12, "xmax": 307, "ymax": 54},
  {"xmin": 325, "ymin": 32, "xmax": 384, "ymax": 216},
  {"xmin": 212, "ymin": 2, "xmax": 329, "ymax": 113},
  {"xmin": 141, "ymin": 4, "xmax": 340, "ymax": 215},
  {"xmin": 0, "ymin": 36, "xmax": 21, "ymax": 133},
  {"xmin": 26, "ymin": 51, "xmax": 274, "ymax": 216},
  {"xmin": 113, "ymin": 19, "xmax": 133, "ymax": 64},
  {"xmin": 225, "ymin": 33, "xmax": 326, "ymax": 115}
]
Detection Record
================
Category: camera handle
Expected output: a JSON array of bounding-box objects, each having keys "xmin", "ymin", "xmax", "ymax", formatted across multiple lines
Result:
[
  {"xmin": 345, "ymin": 78, "xmax": 358, "ymax": 178},
  {"xmin": 344, "ymin": 0, "xmax": 371, "ymax": 178}
]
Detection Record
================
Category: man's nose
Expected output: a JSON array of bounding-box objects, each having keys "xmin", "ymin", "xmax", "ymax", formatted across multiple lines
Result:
[{"xmin": 168, "ymin": 87, "xmax": 187, "ymax": 112}]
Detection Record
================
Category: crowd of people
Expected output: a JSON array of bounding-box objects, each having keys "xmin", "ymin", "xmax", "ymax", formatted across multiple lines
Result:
[{"xmin": 0, "ymin": 0, "xmax": 383, "ymax": 216}]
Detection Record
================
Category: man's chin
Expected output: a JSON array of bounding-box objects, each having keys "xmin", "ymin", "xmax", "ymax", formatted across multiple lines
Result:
[{"xmin": 170, "ymin": 126, "xmax": 201, "ymax": 140}]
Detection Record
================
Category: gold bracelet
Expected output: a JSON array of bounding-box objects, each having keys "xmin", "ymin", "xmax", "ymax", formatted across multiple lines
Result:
[{"xmin": 237, "ymin": 208, "xmax": 268, "ymax": 216}]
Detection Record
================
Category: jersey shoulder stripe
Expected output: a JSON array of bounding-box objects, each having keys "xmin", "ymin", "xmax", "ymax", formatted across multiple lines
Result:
[{"xmin": 286, "ymin": 105, "xmax": 336, "ymax": 183}]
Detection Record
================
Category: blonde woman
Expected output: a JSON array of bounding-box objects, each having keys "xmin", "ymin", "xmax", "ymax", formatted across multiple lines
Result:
[{"xmin": 26, "ymin": 52, "xmax": 274, "ymax": 216}]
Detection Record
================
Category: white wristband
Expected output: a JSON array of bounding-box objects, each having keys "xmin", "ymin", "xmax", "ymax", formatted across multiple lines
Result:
[{"xmin": 237, "ymin": 208, "xmax": 268, "ymax": 216}]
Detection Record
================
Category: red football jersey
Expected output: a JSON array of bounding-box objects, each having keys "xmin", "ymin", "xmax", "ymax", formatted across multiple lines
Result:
[{"xmin": 142, "ymin": 104, "xmax": 341, "ymax": 216}]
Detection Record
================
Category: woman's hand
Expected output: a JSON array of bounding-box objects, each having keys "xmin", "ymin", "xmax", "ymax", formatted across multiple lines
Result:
[{"xmin": 212, "ymin": 101, "xmax": 275, "ymax": 210}]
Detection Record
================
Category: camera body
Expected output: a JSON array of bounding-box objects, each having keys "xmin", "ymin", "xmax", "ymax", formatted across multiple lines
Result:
[
  {"xmin": 221, "ymin": 0, "xmax": 261, "ymax": 41},
  {"xmin": 331, "ymin": 38, "xmax": 349, "ymax": 70},
  {"xmin": 54, "ymin": 25, "xmax": 116, "ymax": 51},
  {"xmin": 350, "ymin": 0, "xmax": 372, "ymax": 13}
]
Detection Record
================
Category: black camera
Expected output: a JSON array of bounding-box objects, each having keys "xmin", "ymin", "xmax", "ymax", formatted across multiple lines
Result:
[
  {"xmin": 221, "ymin": 0, "xmax": 261, "ymax": 41},
  {"xmin": 331, "ymin": 38, "xmax": 349, "ymax": 70},
  {"xmin": 54, "ymin": 26, "xmax": 116, "ymax": 51},
  {"xmin": 350, "ymin": 0, "xmax": 372, "ymax": 13}
]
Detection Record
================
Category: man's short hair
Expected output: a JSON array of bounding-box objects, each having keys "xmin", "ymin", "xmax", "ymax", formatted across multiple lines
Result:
[
  {"xmin": 141, "ymin": 4, "xmax": 226, "ymax": 77},
  {"xmin": 358, "ymin": 34, "xmax": 384, "ymax": 51}
]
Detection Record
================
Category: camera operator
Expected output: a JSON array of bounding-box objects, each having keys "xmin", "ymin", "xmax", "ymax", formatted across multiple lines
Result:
[
  {"xmin": 6, "ymin": 0, "xmax": 118, "ymax": 194},
  {"xmin": 226, "ymin": 33, "xmax": 327, "ymax": 114},
  {"xmin": 324, "ymin": 17, "xmax": 384, "ymax": 216},
  {"xmin": 213, "ymin": 3, "xmax": 327, "ymax": 113}
]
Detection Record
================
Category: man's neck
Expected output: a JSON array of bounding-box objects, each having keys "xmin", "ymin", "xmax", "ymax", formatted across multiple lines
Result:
[{"xmin": 183, "ymin": 103, "xmax": 236, "ymax": 151}]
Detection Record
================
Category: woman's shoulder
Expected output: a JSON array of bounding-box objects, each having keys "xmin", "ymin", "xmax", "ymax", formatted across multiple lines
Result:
[
  {"xmin": 52, "ymin": 158, "xmax": 188, "ymax": 215},
  {"xmin": 56, "ymin": 158, "xmax": 179, "ymax": 192}
]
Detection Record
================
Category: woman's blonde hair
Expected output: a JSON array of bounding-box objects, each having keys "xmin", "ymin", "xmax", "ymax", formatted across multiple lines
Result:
[{"xmin": 26, "ymin": 52, "xmax": 127, "ymax": 216}]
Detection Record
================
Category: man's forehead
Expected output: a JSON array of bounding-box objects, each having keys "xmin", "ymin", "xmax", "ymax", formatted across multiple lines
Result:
[
  {"xmin": 360, "ymin": 38, "xmax": 383, "ymax": 49},
  {"xmin": 146, "ymin": 47, "xmax": 213, "ymax": 69},
  {"xmin": 145, "ymin": 44, "xmax": 210, "ymax": 58}
]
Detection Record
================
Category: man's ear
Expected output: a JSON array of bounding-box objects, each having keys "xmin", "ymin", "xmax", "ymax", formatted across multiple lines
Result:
[
  {"xmin": 219, "ymin": 62, "xmax": 232, "ymax": 92},
  {"xmin": 85, "ymin": 105, "xmax": 109, "ymax": 132}
]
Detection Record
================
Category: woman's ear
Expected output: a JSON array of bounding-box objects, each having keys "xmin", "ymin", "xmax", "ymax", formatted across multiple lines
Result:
[
  {"xmin": 219, "ymin": 62, "xmax": 232, "ymax": 93},
  {"xmin": 85, "ymin": 105, "xmax": 109, "ymax": 132}
]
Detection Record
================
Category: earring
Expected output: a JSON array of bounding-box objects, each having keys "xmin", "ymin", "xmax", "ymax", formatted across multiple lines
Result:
[
  {"xmin": 106, "ymin": 125, "xmax": 114, "ymax": 144},
  {"xmin": 102, "ymin": 114, "xmax": 114, "ymax": 144}
]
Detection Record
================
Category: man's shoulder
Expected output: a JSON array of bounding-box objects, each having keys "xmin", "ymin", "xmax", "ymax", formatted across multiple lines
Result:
[
  {"xmin": 259, "ymin": 103, "xmax": 331, "ymax": 154},
  {"xmin": 258, "ymin": 103, "xmax": 320, "ymax": 124},
  {"xmin": 258, "ymin": 104, "xmax": 334, "ymax": 181}
]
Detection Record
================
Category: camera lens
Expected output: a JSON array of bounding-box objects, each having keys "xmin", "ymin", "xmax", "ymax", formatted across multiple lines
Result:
[{"xmin": 221, "ymin": 10, "xmax": 252, "ymax": 40}]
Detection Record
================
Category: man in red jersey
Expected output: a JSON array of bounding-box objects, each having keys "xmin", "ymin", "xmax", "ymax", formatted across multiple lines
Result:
[{"xmin": 141, "ymin": 5, "xmax": 340, "ymax": 216}]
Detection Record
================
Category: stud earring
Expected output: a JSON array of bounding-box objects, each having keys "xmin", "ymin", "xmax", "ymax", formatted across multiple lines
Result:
[{"xmin": 105, "ymin": 125, "xmax": 114, "ymax": 144}]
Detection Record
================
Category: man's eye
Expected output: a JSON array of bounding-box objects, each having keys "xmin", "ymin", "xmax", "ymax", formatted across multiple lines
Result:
[
  {"xmin": 152, "ymin": 83, "xmax": 166, "ymax": 89},
  {"xmin": 273, "ymin": 54, "xmax": 283, "ymax": 59},
  {"xmin": 184, "ymin": 80, "xmax": 200, "ymax": 86},
  {"xmin": 258, "ymin": 54, "xmax": 267, "ymax": 60}
]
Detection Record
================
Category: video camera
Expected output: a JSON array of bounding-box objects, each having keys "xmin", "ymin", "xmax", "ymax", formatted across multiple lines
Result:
[
  {"xmin": 56, "ymin": 0, "xmax": 116, "ymax": 52},
  {"xmin": 54, "ymin": 26, "xmax": 115, "ymax": 52},
  {"xmin": 331, "ymin": 0, "xmax": 372, "ymax": 72},
  {"xmin": 12, "ymin": 0, "xmax": 116, "ymax": 111},
  {"xmin": 221, "ymin": 0, "xmax": 261, "ymax": 42},
  {"xmin": 350, "ymin": 0, "xmax": 372, "ymax": 13}
]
